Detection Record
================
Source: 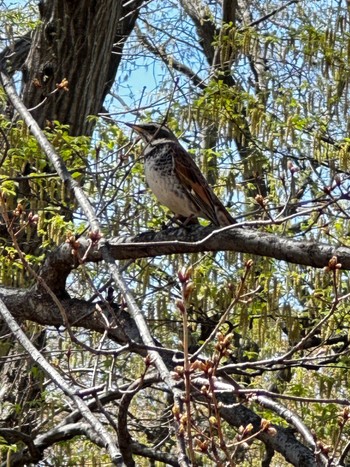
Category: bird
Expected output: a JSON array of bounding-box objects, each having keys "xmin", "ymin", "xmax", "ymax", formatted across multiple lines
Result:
[{"xmin": 126, "ymin": 122, "xmax": 236, "ymax": 226}]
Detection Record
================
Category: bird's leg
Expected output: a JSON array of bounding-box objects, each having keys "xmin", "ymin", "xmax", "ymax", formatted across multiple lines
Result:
[
  {"xmin": 162, "ymin": 214, "xmax": 199, "ymax": 229},
  {"xmin": 161, "ymin": 214, "xmax": 180, "ymax": 229},
  {"xmin": 181, "ymin": 214, "xmax": 200, "ymax": 226}
]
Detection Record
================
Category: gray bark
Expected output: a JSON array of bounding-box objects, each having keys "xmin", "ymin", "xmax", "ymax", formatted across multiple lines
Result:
[{"xmin": 20, "ymin": 0, "xmax": 143, "ymax": 136}]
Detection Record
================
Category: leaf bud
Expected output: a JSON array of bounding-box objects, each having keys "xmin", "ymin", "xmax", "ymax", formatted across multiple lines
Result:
[{"xmin": 176, "ymin": 299, "xmax": 185, "ymax": 314}]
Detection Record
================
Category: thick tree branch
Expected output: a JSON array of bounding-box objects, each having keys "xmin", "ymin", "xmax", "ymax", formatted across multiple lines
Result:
[
  {"xmin": 34, "ymin": 226, "xmax": 350, "ymax": 296},
  {"xmin": 0, "ymin": 288, "xmax": 141, "ymax": 345},
  {"xmin": 104, "ymin": 225, "xmax": 348, "ymax": 268},
  {"xmin": 0, "ymin": 32, "xmax": 31, "ymax": 76}
]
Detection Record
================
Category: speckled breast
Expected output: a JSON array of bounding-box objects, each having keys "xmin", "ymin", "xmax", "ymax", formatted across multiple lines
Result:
[{"xmin": 144, "ymin": 144, "xmax": 201, "ymax": 218}]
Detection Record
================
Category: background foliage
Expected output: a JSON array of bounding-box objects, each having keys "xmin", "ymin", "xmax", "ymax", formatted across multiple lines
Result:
[{"xmin": 1, "ymin": 0, "xmax": 350, "ymax": 465}]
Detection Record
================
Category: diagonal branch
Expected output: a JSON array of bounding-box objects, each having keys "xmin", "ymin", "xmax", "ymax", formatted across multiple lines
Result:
[
  {"xmin": 136, "ymin": 26, "xmax": 207, "ymax": 90},
  {"xmin": 243, "ymin": 0, "xmax": 301, "ymax": 30}
]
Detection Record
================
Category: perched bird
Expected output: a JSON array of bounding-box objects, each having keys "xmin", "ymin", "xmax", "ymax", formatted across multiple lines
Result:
[{"xmin": 126, "ymin": 122, "xmax": 236, "ymax": 226}]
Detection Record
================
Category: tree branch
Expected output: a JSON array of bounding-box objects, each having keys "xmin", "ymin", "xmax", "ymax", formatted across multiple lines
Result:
[
  {"xmin": 34, "ymin": 226, "xmax": 350, "ymax": 296},
  {"xmin": 0, "ymin": 32, "xmax": 31, "ymax": 75},
  {"xmin": 136, "ymin": 26, "xmax": 207, "ymax": 90},
  {"xmin": 243, "ymin": 0, "xmax": 301, "ymax": 30}
]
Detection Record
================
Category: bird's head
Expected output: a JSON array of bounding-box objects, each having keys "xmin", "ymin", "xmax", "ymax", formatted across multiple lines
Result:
[{"xmin": 126, "ymin": 122, "xmax": 178, "ymax": 144}]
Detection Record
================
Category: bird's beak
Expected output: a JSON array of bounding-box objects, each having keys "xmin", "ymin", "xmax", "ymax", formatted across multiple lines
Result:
[{"xmin": 125, "ymin": 122, "xmax": 144, "ymax": 135}]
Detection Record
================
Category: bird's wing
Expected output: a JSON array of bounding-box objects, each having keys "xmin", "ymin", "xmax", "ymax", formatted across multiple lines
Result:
[{"xmin": 171, "ymin": 143, "xmax": 223, "ymax": 225}]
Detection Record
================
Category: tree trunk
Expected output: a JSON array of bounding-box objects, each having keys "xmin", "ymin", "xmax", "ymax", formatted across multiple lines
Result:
[{"xmin": 22, "ymin": 0, "xmax": 143, "ymax": 136}]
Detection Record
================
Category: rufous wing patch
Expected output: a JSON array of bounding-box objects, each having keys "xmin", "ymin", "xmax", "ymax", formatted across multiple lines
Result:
[{"xmin": 173, "ymin": 146, "xmax": 219, "ymax": 224}]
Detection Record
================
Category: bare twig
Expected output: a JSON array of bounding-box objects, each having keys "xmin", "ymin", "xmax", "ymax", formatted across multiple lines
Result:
[
  {"xmin": 190, "ymin": 259, "xmax": 253, "ymax": 360},
  {"xmin": 242, "ymin": 0, "xmax": 301, "ymax": 31}
]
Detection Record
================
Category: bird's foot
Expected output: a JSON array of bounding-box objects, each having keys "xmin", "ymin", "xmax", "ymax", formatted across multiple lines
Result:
[
  {"xmin": 181, "ymin": 214, "xmax": 199, "ymax": 227},
  {"xmin": 162, "ymin": 214, "xmax": 199, "ymax": 229}
]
